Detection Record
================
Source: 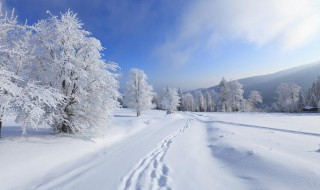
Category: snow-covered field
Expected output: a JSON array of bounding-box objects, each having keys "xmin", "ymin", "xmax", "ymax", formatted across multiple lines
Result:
[{"xmin": 0, "ymin": 109, "xmax": 319, "ymax": 190}]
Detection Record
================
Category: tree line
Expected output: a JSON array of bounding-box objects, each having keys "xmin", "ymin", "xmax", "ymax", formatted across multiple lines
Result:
[{"xmin": 122, "ymin": 70, "xmax": 320, "ymax": 115}]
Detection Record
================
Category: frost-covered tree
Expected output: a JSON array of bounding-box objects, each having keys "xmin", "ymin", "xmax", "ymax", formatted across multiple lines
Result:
[
  {"xmin": 0, "ymin": 6, "xmax": 63, "ymax": 136},
  {"xmin": 276, "ymin": 83, "xmax": 302, "ymax": 112},
  {"xmin": 14, "ymin": 82, "xmax": 63, "ymax": 135},
  {"xmin": 307, "ymin": 76, "xmax": 320, "ymax": 108},
  {"xmin": 247, "ymin": 91, "xmax": 263, "ymax": 111},
  {"xmin": 217, "ymin": 78, "xmax": 229, "ymax": 112},
  {"xmin": 177, "ymin": 88, "xmax": 183, "ymax": 111},
  {"xmin": 204, "ymin": 90, "xmax": 216, "ymax": 112},
  {"xmin": 216, "ymin": 78, "xmax": 244, "ymax": 112},
  {"xmin": 152, "ymin": 93, "xmax": 161, "ymax": 110},
  {"xmin": 194, "ymin": 90, "xmax": 206, "ymax": 112},
  {"xmin": 32, "ymin": 11, "xmax": 120, "ymax": 133},
  {"xmin": 0, "ymin": 68, "xmax": 21, "ymax": 137},
  {"xmin": 0, "ymin": 5, "xmax": 21, "ymax": 137},
  {"xmin": 181, "ymin": 93, "xmax": 195, "ymax": 111},
  {"xmin": 228, "ymin": 80, "xmax": 244, "ymax": 111},
  {"xmin": 248, "ymin": 91, "xmax": 263, "ymax": 105},
  {"xmin": 160, "ymin": 87, "xmax": 180, "ymax": 114},
  {"xmin": 124, "ymin": 68, "xmax": 154, "ymax": 116},
  {"xmin": 0, "ymin": 8, "xmax": 119, "ymax": 136}
]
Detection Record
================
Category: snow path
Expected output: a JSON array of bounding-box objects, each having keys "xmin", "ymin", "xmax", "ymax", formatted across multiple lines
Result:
[
  {"xmin": 190, "ymin": 113, "xmax": 320, "ymax": 137},
  {"xmin": 119, "ymin": 118, "xmax": 192, "ymax": 190},
  {"xmin": 25, "ymin": 111, "xmax": 189, "ymax": 190}
]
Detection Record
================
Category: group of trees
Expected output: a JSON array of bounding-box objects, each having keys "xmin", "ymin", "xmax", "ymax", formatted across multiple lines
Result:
[
  {"xmin": 179, "ymin": 79, "xmax": 263, "ymax": 113},
  {"xmin": 123, "ymin": 68, "xmax": 181, "ymax": 116},
  {"xmin": 177, "ymin": 77, "xmax": 320, "ymax": 113},
  {"xmin": 273, "ymin": 77, "xmax": 320, "ymax": 112},
  {"xmin": 123, "ymin": 74, "xmax": 319, "ymax": 115},
  {"xmin": 0, "ymin": 7, "xmax": 120, "ymax": 136},
  {"xmin": 275, "ymin": 83, "xmax": 303, "ymax": 112}
]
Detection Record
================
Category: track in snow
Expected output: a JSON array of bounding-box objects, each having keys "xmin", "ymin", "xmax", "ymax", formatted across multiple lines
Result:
[
  {"xmin": 119, "ymin": 118, "xmax": 192, "ymax": 190},
  {"xmin": 190, "ymin": 113, "xmax": 320, "ymax": 137}
]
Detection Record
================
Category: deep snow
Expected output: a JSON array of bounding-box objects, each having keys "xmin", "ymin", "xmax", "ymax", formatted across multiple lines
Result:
[{"xmin": 0, "ymin": 109, "xmax": 319, "ymax": 190}]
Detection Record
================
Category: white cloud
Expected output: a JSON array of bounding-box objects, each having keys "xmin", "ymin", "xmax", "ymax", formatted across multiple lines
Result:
[{"xmin": 156, "ymin": 0, "xmax": 320, "ymax": 64}]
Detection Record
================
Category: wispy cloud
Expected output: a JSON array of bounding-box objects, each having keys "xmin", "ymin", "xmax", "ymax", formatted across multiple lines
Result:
[{"xmin": 155, "ymin": 0, "xmax": 320, "ymax": 65}]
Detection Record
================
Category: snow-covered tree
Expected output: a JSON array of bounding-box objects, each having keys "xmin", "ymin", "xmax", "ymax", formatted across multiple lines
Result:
[
  {"xmin": 160, "ymin": 87, "xmax": 180, "ymax": 114},
  {"xmin": 217, "ymin": 78, "xmax": 229, "ymax": 112},
  {"xmin": 228, "ymin": 80, "xmax": 244, "ymax": 111},
  {"xmin": 216, "ymin": 78, "xmax": 245, "ymax": 112},
  {"xmin": 0, "ymin": 68, "xmax": 21, "ymax": 137},
  {"xmin": 0, "ymin": 5, "xmax": 22, "ymax": 136},
  {"xmin": 152, "ymin": 93, "xmax": 161, "ymax": 110},
  {"xmin": 204, "ymin": 90, "xmax": 216, "ymax": 112},
  {"xmin": 247, "ymin": 91, "xmax": 263, "ymax": 111},
  {"xmin": 32, "ymin": 11, "xmax": 120, "ymax": 133},
  {"xmin": 181, "ymin": 93, "xmax": 195, "ymax": 111},
  {"xmin": 194, "ymin": 90, "xmax": 206, "ymax": 112},
  {"xmin": 0, "ymin": 6, "xmax": 63, "ymax": 136},
  {"xmin": 307, "ymin": 76, "xmax": 320, "ymax": 108},
  {"xmin": 123, "ymin": 68, "xmax": 154, "ymax": 116},
  {"xmin": 248, "ymin": 91, "xmax": 263, "ymax": 105},
  {"xmin": 276, "ymin": 83, "xmax": 302, "ymax": 112},
  {"xmin": 0, "ymin": 7, "xmax": 120, "ymax": 136},
  {"xmin": 14, "ymin": 82, "xmax": 63, "ymax": 135},
  {"xmin": 177, "ymin": 88, "xmax": 183, "ymax": 111}
]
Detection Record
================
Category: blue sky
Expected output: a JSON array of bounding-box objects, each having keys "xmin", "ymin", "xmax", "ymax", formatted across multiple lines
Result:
[{"xmin": 3, "ymin": 0, "xmax": 320, "ymax": 90}]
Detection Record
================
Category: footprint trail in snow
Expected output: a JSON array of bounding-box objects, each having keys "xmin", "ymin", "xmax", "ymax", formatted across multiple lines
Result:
[{"xmin": 119, "ymin": 118, "xmax": 192, "ymax": 190}]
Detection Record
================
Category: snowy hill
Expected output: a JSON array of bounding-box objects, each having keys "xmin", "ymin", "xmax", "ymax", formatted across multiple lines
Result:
[{"xmin": 208, "ymin": 62, "xmax": 320, "ymax": 104}]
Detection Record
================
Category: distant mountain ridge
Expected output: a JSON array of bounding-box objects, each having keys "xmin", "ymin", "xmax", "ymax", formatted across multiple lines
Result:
[{"xmin": 207, "ymin": 62, "xmax": 320, "ymax": 104}]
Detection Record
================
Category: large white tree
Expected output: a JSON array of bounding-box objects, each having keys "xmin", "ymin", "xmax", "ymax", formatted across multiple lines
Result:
[
  {"xmin": 0, "ymin": 5, "xmax": 63, "ymax": 136},
  {"xmin": 32, "ymin": 11, "xmax": 120, "ymax": 133},
  {"xmin": 160, "ymin": 87, "xmax": 180, "ymax": 114},
  {"xmin": 277, "ymin": 83, "xmax": 302, "ymax": 112},
  {"xmin": 217, "ymin": 78, "xmax": 244, "ymax": 112},
  {"xmin": 123, "ymin": 68, "xmax": 154, "ymax": 116}
]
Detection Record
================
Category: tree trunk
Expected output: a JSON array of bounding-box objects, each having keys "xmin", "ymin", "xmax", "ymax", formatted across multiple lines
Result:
[
  {"xmin": 137, "ymin": 110, "xmax": 141, "ymax": 117},
  {"xmin": 60, "ymin": 122, "xmax": 74, "ymax": 133}
]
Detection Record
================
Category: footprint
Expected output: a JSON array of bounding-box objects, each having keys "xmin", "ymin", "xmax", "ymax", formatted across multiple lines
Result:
[
  {"xmin": 151, "ymin": 170, "xmax": 156, "ymax": 178},
  {"xmin": 153, "ymin": 159, "xmax": 158, "ymax": 168},
  {"xmin": 162, "ymin": 165, "xmax": 169, "ymax": 176},
  {"xmin": 158, "ymin": 175, "xmax": 167, "ymax": 187}
]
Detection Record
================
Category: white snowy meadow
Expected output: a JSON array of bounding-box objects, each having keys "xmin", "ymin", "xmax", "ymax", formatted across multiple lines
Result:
[
  {"xmin": 1, "ymin": 109, "xmax": 320, "ymax": 190},
  {"xmin": 0, "ymin": 4, "xmax": 320, "ymax": 190}
]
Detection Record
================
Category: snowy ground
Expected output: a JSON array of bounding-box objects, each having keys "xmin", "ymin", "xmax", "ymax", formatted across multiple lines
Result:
[{"xmin": 0, "ymin": 109, "xmax": 319, "ymax": 190}]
